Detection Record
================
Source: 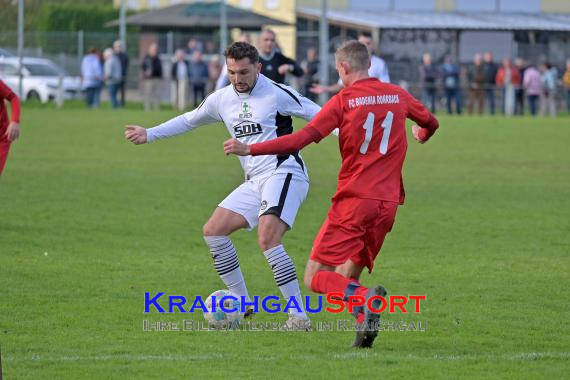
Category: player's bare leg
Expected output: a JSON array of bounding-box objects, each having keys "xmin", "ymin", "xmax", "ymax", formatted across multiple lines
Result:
[
  {"xmin": 203, "ymin": 207, "xmax": 249, "ymax": 236},
  {"xmin": 258, "ymin": 214, "xmax": 311, "ymax": 330},
  {"xmin": 335, "ymin": 259, "xmax": 365, "ymax": 282},
  {"xmin": 203, "ymin": 207, "xmax": 254, "ymax": 317}
]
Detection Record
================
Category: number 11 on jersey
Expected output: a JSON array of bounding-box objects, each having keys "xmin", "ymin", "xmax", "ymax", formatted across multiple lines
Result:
[{"xmin": 359, "ymin": 111, "xmax": 394, "ymax": 155}]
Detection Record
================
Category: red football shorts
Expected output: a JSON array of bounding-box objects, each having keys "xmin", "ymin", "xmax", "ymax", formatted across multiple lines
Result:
[
  {"xmin": 0, "ymin": 139, "xmax": 10, "ymax": 177},
  {"xmin": 310, "ymin": 197, "xmax": 398, "ymax": 273}
]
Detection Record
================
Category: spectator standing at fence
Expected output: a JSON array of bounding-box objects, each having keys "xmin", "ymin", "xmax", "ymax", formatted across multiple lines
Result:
[
  {"xmin": 482, "ymin": 52, "xmax": 498, "ymax": 115},
  {"xmin": 103, "ymin": 48, "xmax": 122, "ymax": 109},
  {"xmin": 540, "ymin": 63, "xmax": 557, "ymax": 117},
  {"xmin": 113, "ymin": 40, "xmax": 129, "ymax": 107},
  {"xmin": 186, "ymin": 38, "xmax": 203, "ymax": 56},
  {"xmin": 208, "ymin": 55, "xmax": 222, "ymax": 93},
  {"xmin": 81, "ymin": 47, "xmax": 103, "ymax": 109},
  {"xmin": 258, "ymin": 28, "xmax": 303, "ymax": 84},
  {"xmin": 311, "ymin": 33, "xmax": 390, "ymax": 96},
  {"xmin": 563, "ymin": 59, "xmax": 570, "ymax": 113},
  {"xmin": 467, "ymin": 53, "xmax": 485, "ymax": 115},
  {"xmin": 0, "ymin": 79, "xmax": 20, "ymax": 177},
  {"xmin": 523, "ymin": 63, "xmax": 542, "ymax": 117},
  {"xmin": 300, "ymin": 47, "xmax": 319, "ymax": 102},
  {"xmin": 171, "ymin": 49, "xmax": 190, "ymax": 111},
  {"xmin": 496, "ymin": 58, "xmax": 520, "ymax": 116},
  {"xmin": 189, "ymin": 51, "xmax": 209, "ymax": 108},
  {"xmin": 514, "ymin": 58, "xmax": 526, "ymax": 115},
  {"xmin": 141, "ymin": 43, "xmax": 163, "ymax": 111},
  {"xmin": 419, "ymin": 53, "xmax": 438, "ymax": 113},
  {"xmin": 441, "ymin": 55, "xmax": 461, "ymax": 114}
]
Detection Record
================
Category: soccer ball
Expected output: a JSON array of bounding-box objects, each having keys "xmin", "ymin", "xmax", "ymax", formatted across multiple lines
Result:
[{"xmin": 203, "ymin": 289, "xmax": 244, "ymax": 328}]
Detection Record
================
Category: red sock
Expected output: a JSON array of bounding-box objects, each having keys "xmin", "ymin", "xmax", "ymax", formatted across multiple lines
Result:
[
  {"xmin": 310, "ymin": 271, "xmax": 368, "ymax": 298},
  {"xmin": 311, "ymin": 271, "xmax": 350, "ymax": 294}
]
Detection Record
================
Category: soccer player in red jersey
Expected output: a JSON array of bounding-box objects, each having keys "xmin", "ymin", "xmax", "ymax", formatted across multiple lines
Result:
[
  {"xmin": 224, "ymin": 41, "xmax": 439, "ymax": 347},
  {"xmin": 0, "ymin": 79, "xmax": 21, "ymax": 177}
]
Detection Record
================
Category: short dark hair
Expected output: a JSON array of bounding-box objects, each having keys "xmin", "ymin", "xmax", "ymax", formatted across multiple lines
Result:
[{"xmin": 224, "ymin": 42, "xmax": 259, "ymax": 64}]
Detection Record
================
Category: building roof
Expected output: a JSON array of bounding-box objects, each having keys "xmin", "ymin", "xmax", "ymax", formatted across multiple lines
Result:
[
  {"xmin": 297, "ymin": 8, "xmax": 570, "ymax": 31},
  {"xmin": 107, "ymin": 3, "xmax": 289, "ymax": 29}
]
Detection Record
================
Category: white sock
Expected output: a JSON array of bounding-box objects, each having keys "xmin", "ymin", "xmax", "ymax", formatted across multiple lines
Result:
[
  {"xmin": 204, "ymin": 236, "xmax": 251, "ymax": 303},
  {"xmin": 263, "ymin": 245, "xmax": 308, "ymax": 320}
]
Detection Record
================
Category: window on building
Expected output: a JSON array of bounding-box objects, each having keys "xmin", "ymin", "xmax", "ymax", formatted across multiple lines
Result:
[
  {"xmin": 240, "ymin": 0, "xmax": 254, "ymax": 9},
  {"xmin": 348, "ymin": 0, "xmax": 390, "ymax": 11},
  {"xmin": 395, "ymin": 0, "xmax": 435, "ymax": 11},
  {"xmin": 266, "ymin": 0, "xmax": 280, "ymax": 10},
  {"xmin": 127, "ymin": 0, "xmax": 139, "ymax": 10},
  {"xmin": 456, "ymin": 0, "xmax": 497, "ymax": 12},
  {"xmin": 148, "ymin": 0, "xmax": 159, "ymax": 9},
  {"xmin": 499, "ymin": 0, "xmax": 540, "ymax": 12},
  {"xmin": 459, "ymin": 31, "xmax": 514, "ymax": 62}
]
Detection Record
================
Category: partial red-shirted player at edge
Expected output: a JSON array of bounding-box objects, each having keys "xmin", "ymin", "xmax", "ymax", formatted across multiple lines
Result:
[
  {"xmin": 224, "ymin": 41, "xmax": 439, "ymax": 348},
  {"xmin": 0, "ymin": 79, "xmax": 21, "ymax": 176}
]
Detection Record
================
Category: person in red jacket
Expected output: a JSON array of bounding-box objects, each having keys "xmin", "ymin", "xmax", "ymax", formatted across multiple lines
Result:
[
  {"xmin": 495, "ymin": 59, "xmax": 521, "ymax": 115},
  {"xmin": 0, "ymin": 79, "xmax": 21, "ymax": 176},
  {"xmin": 224, "ymin": 41, "xmax": 439, "ymax": 348}
]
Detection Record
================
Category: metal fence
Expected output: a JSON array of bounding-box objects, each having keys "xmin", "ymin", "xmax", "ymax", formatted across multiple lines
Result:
[{"xmin": 1, "ymin": 30, "xmax": 568, "ymax": 114}]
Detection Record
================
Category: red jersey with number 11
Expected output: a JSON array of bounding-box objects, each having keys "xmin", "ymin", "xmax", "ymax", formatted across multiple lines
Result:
[{"xmin": 304, "ymin": 77, "xmax": 437, "ymax": 203}]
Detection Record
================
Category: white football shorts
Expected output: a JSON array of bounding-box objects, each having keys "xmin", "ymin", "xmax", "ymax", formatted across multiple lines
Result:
[{"xmin": 218, "ymin": 171, "xmax": 309, "ymax": 230}]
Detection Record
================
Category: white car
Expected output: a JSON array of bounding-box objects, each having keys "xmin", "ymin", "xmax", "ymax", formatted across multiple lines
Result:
[{"xmin": 0, "ymin": 57, "xmax": 81, "ymax": 103}]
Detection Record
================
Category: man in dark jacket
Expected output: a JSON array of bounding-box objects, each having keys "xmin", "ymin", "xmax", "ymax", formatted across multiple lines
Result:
[
  {"xmin": 419, "ymin": 53, "xmax": 438, "ymax": 113},
  {"xmin": 258, "ymin": 29, "xmax": 303, "ymax": 84},
  {"xmin": 113, "ymin": 40, "xmax": 129, "ymax": 107},
  {"xmin": 467, "ymin": 53, "xmax": 485, "ymax": 115},
  {"xmin": 189, "ymin": 51, "xmax": 209, "ymax": 107},
  {"xmin": 482, "ymin": 51, "xmax": 498, "ymax": 115},
  {"xmin": 141, "ymin": 42, "xmax": 163, "ymax": 111},
  {"xmin": 171, "ymin": 49, "xmax": 190, "ymax": 110}
]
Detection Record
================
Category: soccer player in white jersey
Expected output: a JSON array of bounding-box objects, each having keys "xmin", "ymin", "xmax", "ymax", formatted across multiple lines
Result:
[
  {"xmin": 125, "ymin": 42, "xmax": 320, "ymax": 329},
  {"xmin": 311, "ymin": 32, "xmax": 390, "ymax": 95}
]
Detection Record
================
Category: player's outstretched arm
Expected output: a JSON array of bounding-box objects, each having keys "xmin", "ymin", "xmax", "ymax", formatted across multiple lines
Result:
[
  {"xmin": 223, "ymin": 138, "xmax": 250, "ymax": 156},
  {"xmin": 412, "ymin": 125, "xmax": 427, "ymax": 144},
  {"xmin": 405, "ymin": 91, "xmax": 439, "ymax": 143},
  {"xmin": 224, "ymin": 128, "xmax": 317, "ymax": 157},
  {"xmin": 125, "ymin": 125, "xmax": 148, "ymax": 145},
  {"xmin": 5, "ymin": 95, "xmax": 21, "ymax": 142}
]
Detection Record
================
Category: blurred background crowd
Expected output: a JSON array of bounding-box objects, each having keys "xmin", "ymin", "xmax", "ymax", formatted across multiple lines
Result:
[{"xmin": 1, "ymin": 0, "xmax": 570, "ymax": 116}]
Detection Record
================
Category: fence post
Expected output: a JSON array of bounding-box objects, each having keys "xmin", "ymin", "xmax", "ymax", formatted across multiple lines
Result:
[
  {"xmin": 78, "ymin": 30, "xmax": 84, "ymax": 62},
  {"xmin": 56, "ymin": 74, "xmax": 64, "ymax": 108},
  {"xmin": 167, "ymin": 31, "xmax": 174, "ymax": 56}
]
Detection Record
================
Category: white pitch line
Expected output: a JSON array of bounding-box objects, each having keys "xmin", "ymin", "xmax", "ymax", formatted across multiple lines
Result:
[{"xmin": 4, "ymin": 352, "xmax": 569, "ymax": 363}]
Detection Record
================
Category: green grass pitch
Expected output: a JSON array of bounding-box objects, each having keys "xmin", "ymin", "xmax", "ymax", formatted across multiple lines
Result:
[{"xmin": 1, "ymin": 105, "xmax": 568, "ymax": 379}]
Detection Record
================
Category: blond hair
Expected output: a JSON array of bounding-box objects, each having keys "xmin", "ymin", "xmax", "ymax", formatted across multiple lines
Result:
[{"xmin": 335, "ymin": 41, "xmax": 370, "ymax": 72}]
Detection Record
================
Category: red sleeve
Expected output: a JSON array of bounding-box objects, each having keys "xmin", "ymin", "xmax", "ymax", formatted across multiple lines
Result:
[
  {"xmin": 303, "ymin": 94, "xmax": 342, "ymax": 142},
  {"xmin": 250, "ymin": 95, "xmax": 342, "ymax": 156},
  {"xmin": 404, "ymin": 90, "xmax": 439, "ymax": 141},
  {"xmin": 0, "ymin": 80, "xmax": 20, "ymax": 123},
  {"xmin": 250, "ymin": 128, "xmax": 315, "ymax": 156}
]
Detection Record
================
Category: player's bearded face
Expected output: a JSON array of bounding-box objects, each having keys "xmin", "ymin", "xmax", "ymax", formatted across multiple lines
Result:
[{"xmin": 227, "ymin": 58, "xmax": 261, "ymax": 93}]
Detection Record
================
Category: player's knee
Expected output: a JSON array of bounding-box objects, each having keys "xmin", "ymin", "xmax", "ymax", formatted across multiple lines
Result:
[
  {"xmin": 257, "ymin": 235, "xmax": 280, "ymax": 252},
  {"xmin": 202, "ymin": 221, "xmax": 220, "ymax": 237}
]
